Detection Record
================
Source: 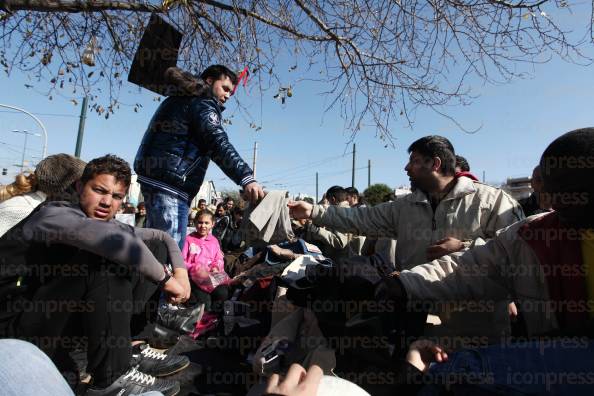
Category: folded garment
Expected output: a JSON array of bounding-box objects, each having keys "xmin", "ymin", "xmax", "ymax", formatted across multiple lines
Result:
[{"xmin": 240, "ymin": 190, "xmax": 294, "ymax": 246}]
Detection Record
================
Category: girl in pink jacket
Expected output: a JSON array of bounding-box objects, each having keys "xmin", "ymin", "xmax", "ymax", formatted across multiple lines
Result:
[{"xmin": 182, "ymin": 210, "xmax": 230, "ymax": 294}]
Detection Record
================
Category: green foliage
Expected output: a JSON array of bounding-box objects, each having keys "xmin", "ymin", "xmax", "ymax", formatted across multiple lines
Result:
[{"xmin": 363, "ymin": 183, "xmax": 393, "ymax": 206}]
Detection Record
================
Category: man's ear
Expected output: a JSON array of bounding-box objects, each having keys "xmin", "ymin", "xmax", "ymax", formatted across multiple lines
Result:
[
  {"xmin": 205, "ymin": 77, "xmax": 214, "ymax": 86},
  {"xmin": 432, "ymin": 157, "xmax": 442, "ymax": 173},
  {"xmin": 75, "ymin": 180, "xmax": 83, "ymax": 195}
]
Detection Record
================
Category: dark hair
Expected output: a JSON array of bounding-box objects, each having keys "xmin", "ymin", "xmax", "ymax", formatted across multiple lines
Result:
[
  {"xmin": 137, "ymin": 202, "xmax": 145, "ymax": 210},
  {"xmin": 224, "ymin": 196, "xmax": 235, "ymax": 203},
  {"xmin": 81, "ymin": 154, "xmax": 131, "ymax": 188},
  {"xmin": 455, "ymin": 155, "xmax": 470, "ymax": 172},
  {"xmin": 232, "ymin": 206, "xmax": 243, "ymax": 217},
  {"xmin": 540, "ymin": 128, "xmax": 594, "ymax": 191},
  {"xmin": 408, "ymin": 135, "xmax": 456, "ymax": 176},
  {"xmin": 198, "ymin": 199, "xmax": 206, "ymax": 204},
  {"xmin": 345, "ymin": 187, "xmax": 359, "ymax": 197},
  {"xmin": 196, "ymin": 209, "xmax": 215, "ymax": 223},
  {"xmin": 200, "ymin": 65, "xmax": 238, "ymax": 86},
  {"xmin": 326, "ymin": 185, "xmax": 347, "ymax": 203},
  {"xmin": 303, "ymin": 197, "xmax": 314, "ymax": 205}
]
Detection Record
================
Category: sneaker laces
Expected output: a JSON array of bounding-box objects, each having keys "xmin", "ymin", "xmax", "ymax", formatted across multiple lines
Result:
[
  {"xmin": 123, "ymin": 366, "xmax": 156, "ymax": 386},
  {"xmin": 141, "ymin": 346, "xmax": 167, "ymax": 361}
]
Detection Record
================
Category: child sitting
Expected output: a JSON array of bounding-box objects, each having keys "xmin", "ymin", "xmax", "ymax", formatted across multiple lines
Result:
[{"xmin": 182, "ymin": 210, "xmax": 231, "ymax": 308}]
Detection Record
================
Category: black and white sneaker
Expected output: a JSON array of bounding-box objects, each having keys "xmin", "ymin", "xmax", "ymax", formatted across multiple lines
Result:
[
  {"xmin": 132, "ymin": 343, "xmax": 190, "ymax": 377},
  {"xmin": 85, "ymin": 366, "xmax": 180, "ymax": 396}
]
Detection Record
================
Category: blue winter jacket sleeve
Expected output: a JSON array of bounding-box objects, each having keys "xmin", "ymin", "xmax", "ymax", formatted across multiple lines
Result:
[{"xmin": 190, "ymin": 101, "xmax": 255, "ymax": 187}]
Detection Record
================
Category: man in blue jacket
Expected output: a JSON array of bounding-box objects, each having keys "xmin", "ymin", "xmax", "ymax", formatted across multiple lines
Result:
[{"xmin": 135, "ymin": 64, "xmax": 264, "ymax": 247}]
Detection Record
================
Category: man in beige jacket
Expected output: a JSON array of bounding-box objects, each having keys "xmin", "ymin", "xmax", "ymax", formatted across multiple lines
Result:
[{"xmin": 289, "ymin": 135, "xmax": 524, "ymax": 271}]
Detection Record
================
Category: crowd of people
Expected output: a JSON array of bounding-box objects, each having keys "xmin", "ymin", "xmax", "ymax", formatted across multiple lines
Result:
[{"xmin": 0, "ymin": 64, "xmax": 593, "ymax": 396}]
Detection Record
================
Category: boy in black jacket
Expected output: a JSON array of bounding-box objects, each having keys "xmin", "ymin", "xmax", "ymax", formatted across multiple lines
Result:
[{"xmin": 0, "ymin": 155, "xmax": 190, "ymax": 396}]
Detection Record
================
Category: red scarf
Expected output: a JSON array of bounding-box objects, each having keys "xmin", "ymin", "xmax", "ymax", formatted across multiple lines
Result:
[
  {"xmin": 455, "ymin": 171, "xmax": 479, "ymax": 181},
  {"xmin": 518, "ymin": 212, "xmax": 588, "ymax": 333}
]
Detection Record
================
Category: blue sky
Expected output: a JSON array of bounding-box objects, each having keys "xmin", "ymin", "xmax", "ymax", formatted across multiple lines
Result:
[{"xmin": 2, "ymin": 6, "xmax": 594, "ymax": 199}]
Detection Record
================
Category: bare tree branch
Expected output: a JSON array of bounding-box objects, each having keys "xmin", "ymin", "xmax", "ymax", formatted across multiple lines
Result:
[{"xmin": 0, "ymin": 0, "xmax": 592, "ymax": 141}]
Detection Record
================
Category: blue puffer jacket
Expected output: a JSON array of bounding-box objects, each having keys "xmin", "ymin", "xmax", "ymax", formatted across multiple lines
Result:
[{"xmin": 134, "ymin": 95, "xmax": 254, "ymax": 199}]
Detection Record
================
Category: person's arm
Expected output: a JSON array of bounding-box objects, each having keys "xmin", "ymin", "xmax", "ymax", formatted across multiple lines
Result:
[
  {"xmin": 264, "ymin": 364, "xmax": 323, "ymax": 396},
  {"xmin": 482, "ymin": 189, "xmax": 525, "ymax": 237},
  {"xmin": 190, "ymin": 101, "xmax": 263, "ymax": 197},
  {"xmin": 134, "ymin": 227, "xmax": 185, "ymax": 270},
  {"xmin": 22, "ymin": 204, "xmax": 166, "ymax": 282},
  {"xmin": 212, "ymin": 239, "xmax": 225, "ymax": 272},
  {"xmin": 398, "ymin": 224, "xmax": 518, "ymax": 304},
  {"xmin": 304, "ymin": 223, "xmax": 348, "ymax": 250},
  {"xmin": 289, "ymin": 200, "xmax": 400, "ymax": 239},
  {"xmin": 135, "ymin": 227, "xmax": 191, "ymax": 300},
  {"xmin": 425, "ymin": 188, "xmax": 525, "ymax": 261}
]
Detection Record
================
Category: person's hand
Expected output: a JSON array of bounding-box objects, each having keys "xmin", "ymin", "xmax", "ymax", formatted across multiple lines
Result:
[
  {"xmin": 265, "ymin": 364, "xmax": 323, "ymax": 396},
  {"xmin": 172, "ymin": 268, "xmax": 191, "ymax": 302},
  {"xmin": 426, "ymin": 237, "xmax": 464, "ymax": 261},
  {"xmin": 508, "ymin": 301, "xmax": 518, "ymax": 318},
  {"xmin": 298, "ymin": 218, "xmax": 311, "ymax": 226},
  {"xmin": 243, "ymin": 182, "xmax": 265, "ymax": 204},
  {"xmin": 406, "ymin": 340, "xmax": 448, "ymax": 373},
  {"xmin": 287, "ymin": 201, "xmax": 313, "ymax": 220},
  {"xmin": 162, "ymin": 276, "xmax": 186, "ymax": 305}
]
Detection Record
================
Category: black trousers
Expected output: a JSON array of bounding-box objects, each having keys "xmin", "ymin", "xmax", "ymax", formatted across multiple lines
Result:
[{"xmin": 14, "ymin": 241, "xmax": 163, "ymax": 387}]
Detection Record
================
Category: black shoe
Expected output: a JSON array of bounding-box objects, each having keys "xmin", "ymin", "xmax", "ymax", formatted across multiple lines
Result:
[
  {"xmin": 85, "ymin": 366, "xmax": 180, "ymax": 396},
  {"xmin": 132, "ymin": 343, "xmax": 190, "ymax": 377},
  {"xmin": 157, "ymin": 303, "xmax": 204, "ymax": 333},
  {"xmin": 151, "ymin": 323, "xmax": 181, "ymax": 349}
]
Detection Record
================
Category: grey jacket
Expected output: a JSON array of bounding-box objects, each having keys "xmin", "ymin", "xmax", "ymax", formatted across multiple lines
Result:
[{"xmin": 22, "ymin": 202, "xmax": 184, "ymax": 282}]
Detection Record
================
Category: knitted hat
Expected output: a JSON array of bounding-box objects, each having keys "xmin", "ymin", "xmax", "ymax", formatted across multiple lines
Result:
[{"xmin": 35, "ymin": 154, "xmax": 86, "ymax": 194}]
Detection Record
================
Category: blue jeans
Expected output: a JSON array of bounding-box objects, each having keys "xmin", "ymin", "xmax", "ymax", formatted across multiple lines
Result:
[
  {"xmin": 0, "ymin": 340, "xmax": 165, "ymax": 396},
  {"xmin": 0, "ymin": 339, "xmax": 74, "ymax": 396},
  {"xmin": 141, "ymin": 185, "xmax": 189, "ymax": 249},
  {"xmin": 420, "ymin": 338, "xmax": 594, "ymax": 396}
]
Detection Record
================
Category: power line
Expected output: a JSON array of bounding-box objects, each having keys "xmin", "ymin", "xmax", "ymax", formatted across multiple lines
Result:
[
  {"xmin": 0, "ymin": 110, "xmax": 79, "ymax": 118},
  {"xmin": 259, "ymin": 152, "xmax": 351, "ymax": 183},
  {"xmin": 268, "ymin": 165, "xmax": 368, "ymax": 189}
]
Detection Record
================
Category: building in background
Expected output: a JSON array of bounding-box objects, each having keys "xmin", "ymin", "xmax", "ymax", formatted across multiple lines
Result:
[
  {"xmin": 126, "ymin": 175, "xmax": 220, "ymax": 209},
  {"xmin": 502, "ymin": 176, "xmax": 532, "ymax": 201}
]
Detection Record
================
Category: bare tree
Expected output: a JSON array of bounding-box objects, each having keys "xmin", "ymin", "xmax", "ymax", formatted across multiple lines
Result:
[{"xmin": 0, "ymin": 0, "xmax": 591, "ymax": 139}]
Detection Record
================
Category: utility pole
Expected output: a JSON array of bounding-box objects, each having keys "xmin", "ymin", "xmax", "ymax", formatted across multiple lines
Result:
[
  {"xmin": 252, "ymin": 141, "xmax": 258, "ymax": 179},
  {"xmin": 482, "ymin": 170, "xmax": 486, "ymax": 183},
  {"xmin": 351, "ymin": 143, "xmax": 356, "ymax": 187},
  {"xmin": 368, "ymin": 159, "xmax": 371, "ymax": 188},
  {"xmin": 12, "ymin": 129, "xmax": 40, "ymax": 170},
  {"xmin": 75, "ymin": 96, "xmax": 88, "ymax": 158},
  {"xmin": 20, "ymin": 131, "xmax": 28, "ymax": 169},
  {"xmin": 315, "ymin": 172, "xmax": 319, "ymax": 203}
]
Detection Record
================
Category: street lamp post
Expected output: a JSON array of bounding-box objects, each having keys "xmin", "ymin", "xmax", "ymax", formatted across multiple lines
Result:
[{"xmin": 0, "ymin": 104, "xmax": 48, "ymax": 158}]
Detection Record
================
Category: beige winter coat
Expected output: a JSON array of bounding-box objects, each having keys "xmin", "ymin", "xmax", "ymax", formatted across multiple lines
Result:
[
  {"xmin": 311, "ymin": 177, "xmax": 524, "ymax": 270},
  {"xmin": 398, "ymin": 214, "xmax": 562, "ymax": 336}
]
